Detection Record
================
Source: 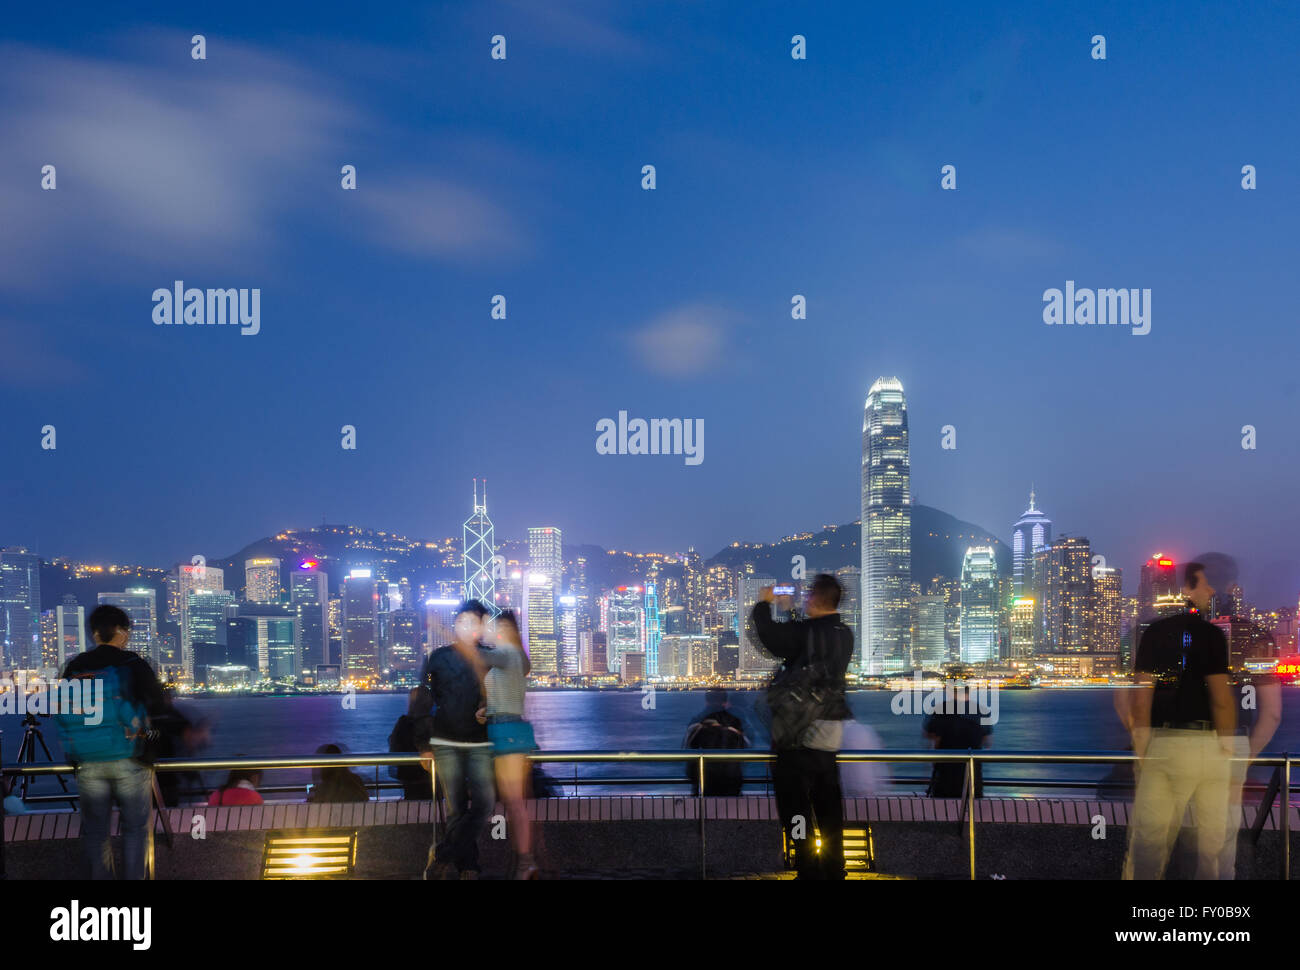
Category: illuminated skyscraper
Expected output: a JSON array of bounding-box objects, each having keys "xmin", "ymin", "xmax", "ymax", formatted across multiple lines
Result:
[
  {"xmin": 1011, "ymin": 489, "xmax": 1053, "ymax": 599},
  {"xmin": 603, "ymin": 586, "xmax": 645, "ymax": 674},
  {"xmin": 912, "ymin": 593, "xmax": 947, "ymax": 669},
  {"xmin": 716, "ymin": 631, "xmax": 740, "ymax": 679},
  {"xmin": 558, "ymin": 595, "xmax": 580, "ymax": 676},
  {"xmin": 425, "ymin": 598, "xmax": 458, "ymax": 652},
  {"xmin": 572, "ymin": 555, "xmax": 593, "ymax": 632},
  {"xmin": 187, "ymin": 589, "xmax": 235, "ymax": 681},
  {"xmin": 463, "ymin": 479, "xmax": 497, "ymax": 614},
  {"xmin": 1010, "ymin": 597, "xmax": 1036, "ymax": 659},
  {"xmin": 1138, "ymin": 554, "xmax": 1178, "ymax": 623},
  {"xmin": 861, "ymin": 377, "xmax": 911, "ymax": 674},
  {"xmin": 738, "ymin": 573, "xmax": 778, "ymax": 679},
  {"xmin": 343, "ymin": 568, "xmax": 379, "ymax": 681},
  {"xmin": 1, "ymin": 547, "xmax": 42, "ymax": 669},
  {"xmin": 959, "ymin": 547, "xmax": 1000, "ymax": 664},
  {"xmin": 237, "ymin": 607, "xmax": 297, "ymax": 681},
  {"xmin": 1040, "ymin": 536, "xmax": 1094, "ymax": 652},
  {"xmin": 177, "ymin": 563, "xmax": 224, "ymax": 679},
  {"xmin": 526, "ymin": 573, "xmax": 558, "ymax": 675},
  {"xmin": 41, "ymin": 596, "xmax": 85, "ymax": 670},
  {"xmin": 590, "ymin": 631, "xmax": 608, "ymax": 675},
  {"xmin": 55, "ymin": 597, "xmax": 85, "ymax": 667},
  {"xmin": 621, "ymin": 651, "xmax": 646, "ymax": 683},
  {"xmin": 1093, "ymin": 565, "xmax": 1123, "ymax": 656},
  {"xmin": 290, "ymin": 562, "xmax": 329, "ymax": 672},
  {"xmin": 683, "ymin": 548, "xmax": 706, "ymax": 627},
  {"xmin": 528, "ymin": 527, "xmax": 563, "ymax": 589},
  {"xmin": 644, "ymin": 582, "xmax": 662, "ymax": 678},
  {"xmin": 244, "ymin": 558, "xmax": 282, "ymax": 604},
  {"xmin": 385, "ymin": 609, "xmax": 420, "ymax": 672},
  {"xmin": 834, "ymin": 566, "xmax": 861, "ymax": 670}
]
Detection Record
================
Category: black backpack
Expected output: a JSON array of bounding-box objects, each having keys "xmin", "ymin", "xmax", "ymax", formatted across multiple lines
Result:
[{"xmin": 762, "ymin": 629, "xmax": 833, "ymax": 749}]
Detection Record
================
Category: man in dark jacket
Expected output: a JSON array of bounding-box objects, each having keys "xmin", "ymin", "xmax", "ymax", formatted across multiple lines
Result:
[
  {"xmin": 751, "ymin": 574, "xmax": 854, "ymax": 879},
  {"xmin": 419, "ymin": 600, "xmax": 496, "ymax": 880},
  {"xmin": 60, "ymin": 604, "xmax": 170, "ymax": 880}
]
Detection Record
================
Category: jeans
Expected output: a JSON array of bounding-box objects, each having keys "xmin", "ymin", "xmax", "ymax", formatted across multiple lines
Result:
[
  {"xmin": 773, "ymin": 747, "xmax": 845, "ymax": 879},
  {"xmin": 428, "ymin": 743, "xmax": 496, "ymax": 874},
  {"xmin": 78, "ymin": 758, "xmax": 154, "ymax": 880},
  {"xmin": 1123, "ymin": 728, "xmax": 1232, "ymax": 880}
]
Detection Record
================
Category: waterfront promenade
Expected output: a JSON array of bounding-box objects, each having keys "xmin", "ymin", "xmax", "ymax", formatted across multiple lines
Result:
[{"xmin": 4, "ymin": 750, "xmax": 1296, "ymax": 880}]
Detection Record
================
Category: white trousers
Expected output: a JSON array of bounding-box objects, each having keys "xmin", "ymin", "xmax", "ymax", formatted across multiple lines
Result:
[{"xmin": 1123, "ymin": 728, "xmax": 1233, "ymax": 880}]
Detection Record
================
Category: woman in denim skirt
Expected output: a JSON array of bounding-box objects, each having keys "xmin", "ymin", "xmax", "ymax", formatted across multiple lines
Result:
[{"xmin": 482, "ymin": 610, "xmax": 539, "ymax": 879}]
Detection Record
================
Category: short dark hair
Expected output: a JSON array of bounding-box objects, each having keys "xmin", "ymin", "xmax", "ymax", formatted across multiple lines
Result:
[
  {"xmin": 1185, "ymin": 562, "xmax": 1206, "ymax": 590},
  {"xmin": 456, "ymin": 599, "xmax": 489, "ymax": 619},
  {"xmin": 809, "ymin": 573, "xmax": 842, "ymax": 609},
  {"xmin": 87, "ymin": 604, "xmax": 132, "ymax": 643}
]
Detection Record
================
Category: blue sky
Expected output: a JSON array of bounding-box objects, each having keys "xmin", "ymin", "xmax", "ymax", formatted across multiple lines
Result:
[{"xmin": 2, "ymin": 1, "xmax": 1298, "ymax": 602}]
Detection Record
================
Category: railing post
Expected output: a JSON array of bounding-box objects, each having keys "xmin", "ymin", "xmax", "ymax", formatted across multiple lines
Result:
[
  {"xmin": 1284, "ymin": 755, "xmax": 1291, "ymax": 881},
  {"xmin": 698, "ymin": 754, "xmax": 706, "ymax": 880},
  {"xmin": 967, "ymin": 753, "xmax": 976, "ymax": 881}
]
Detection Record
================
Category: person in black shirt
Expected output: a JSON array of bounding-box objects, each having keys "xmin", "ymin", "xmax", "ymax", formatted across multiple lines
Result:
[
  {"xmin": 419, "ymin": 600, "xmax": 496, "ymax": 880},
  {"xmin": 751, "ymin": 574, "xmax": 854, "ymax": 880},
  {"xmin": 924, "ymin": 711, "xmax": 992, "ymax": 797},
  {"xmin": 1122, "ymin": 562, "xmax": 1237, "ymax": 880}
]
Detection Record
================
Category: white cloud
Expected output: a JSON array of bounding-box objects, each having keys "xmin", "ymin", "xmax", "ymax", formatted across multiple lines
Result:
[
  {"xmin": 0, "ymin": 35, "xmax": 527, "ymax": 291},
  {"xmin": 629, "ymin": 302, "xmax": 738, "ymax": 377}
]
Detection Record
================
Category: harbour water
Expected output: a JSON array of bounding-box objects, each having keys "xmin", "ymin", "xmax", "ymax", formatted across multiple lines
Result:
[{"xmin": 6, "ymin": 688, "xmax": 1300, "ymax": 799}]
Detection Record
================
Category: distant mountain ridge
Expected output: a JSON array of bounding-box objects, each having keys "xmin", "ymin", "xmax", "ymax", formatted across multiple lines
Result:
[
  {"xmin": 705, "ymin": 504, "xmax": 1011, "ymax": 581},
  {"xmin": 37, "ymin": 506, "xmax": 1009, "ymax": 610}
]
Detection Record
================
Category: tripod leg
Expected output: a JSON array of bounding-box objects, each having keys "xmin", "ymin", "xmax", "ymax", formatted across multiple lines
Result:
[
  {"xmin": 33, "ymin": 728, "xmax": 73, "ymax": 795},
  {"xmin": 15, "ymin": 732, "xmax": 31, "ymax": 801}
]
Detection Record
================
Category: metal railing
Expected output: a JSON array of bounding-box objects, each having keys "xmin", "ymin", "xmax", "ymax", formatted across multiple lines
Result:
[{"xmin": 2, "ymin": 749, "xmax": 1293, "ymax": 880}]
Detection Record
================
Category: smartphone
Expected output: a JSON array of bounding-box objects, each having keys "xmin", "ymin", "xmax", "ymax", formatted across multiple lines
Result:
[{"xmin": 773, "ymin": 585, "xmax": 795, "ymax": 595}]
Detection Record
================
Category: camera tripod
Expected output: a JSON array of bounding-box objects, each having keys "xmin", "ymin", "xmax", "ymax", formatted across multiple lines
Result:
[{"xmin": 6, "ymin": 713, "xmax": 76, "ymax": 807}]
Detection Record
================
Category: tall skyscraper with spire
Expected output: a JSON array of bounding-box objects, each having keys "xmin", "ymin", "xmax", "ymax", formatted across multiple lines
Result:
[
  {"xmin": 861, "ymin": 377, "xmax": 911, "ymax": 675},
  {"xmin": 463, "ymin": 479, "xmax": 498, "ymax": 615},
  {"xmin": 1011, "ymin": 488, "xmax": 1053, "ymax": 599}
]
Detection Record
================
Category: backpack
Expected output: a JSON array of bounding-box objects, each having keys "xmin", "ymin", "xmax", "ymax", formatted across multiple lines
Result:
[
  {"xmin": 761, "ymin": 629, "xmax": 833, "ymax": 749},
  {"xmin": 54, "ymin": 663, "xmax": 148, "ymax": 764}
]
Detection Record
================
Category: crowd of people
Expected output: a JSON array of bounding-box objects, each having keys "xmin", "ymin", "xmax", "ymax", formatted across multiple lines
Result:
[{"xmin": 39, "ymin": 561, "xmax": 1284, "ymax": 880}]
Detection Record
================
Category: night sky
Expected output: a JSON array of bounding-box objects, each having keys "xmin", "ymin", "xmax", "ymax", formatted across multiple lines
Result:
[{"xmin": 2, "ymin": 2, "xmax": 1298, "ymax": 604}]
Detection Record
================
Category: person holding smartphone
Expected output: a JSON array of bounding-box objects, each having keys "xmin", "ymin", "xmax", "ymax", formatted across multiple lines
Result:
[{"xmin": 752, "ymin": 574, "xmax": 855, "ymax": 879}]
